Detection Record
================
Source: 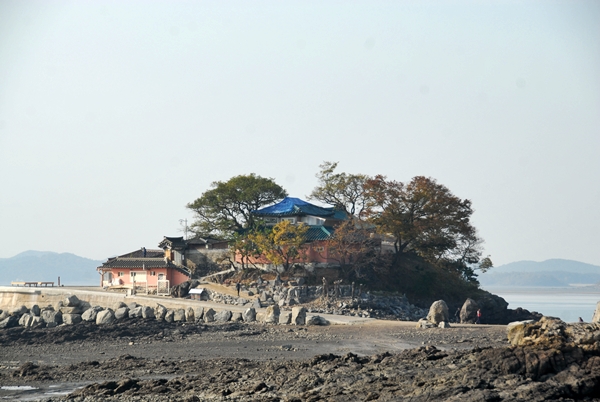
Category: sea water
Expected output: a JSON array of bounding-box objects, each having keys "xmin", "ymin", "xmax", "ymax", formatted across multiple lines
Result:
[{"xmin": 484, "ymin": 287, "xmax": 600, "ymax": 323}]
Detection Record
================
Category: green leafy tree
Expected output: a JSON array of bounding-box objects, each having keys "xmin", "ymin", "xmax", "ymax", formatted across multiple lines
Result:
[
  {"xmin": 186, "ymin": 174, "xmax": 287, "ymax": 239},
  {"xmin": 249, "ymin": 220, "xmax": 309, "ymax": 272},
  {"xmin": 365, "ymin": 175, "xmax": 490, "ymax": 273},
  {"xmin": 310, "ymin": 161, "xmax": 372, "ymax": 219}
]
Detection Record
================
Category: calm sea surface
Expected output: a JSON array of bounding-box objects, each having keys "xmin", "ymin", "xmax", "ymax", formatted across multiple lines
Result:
[{"xmin": 484, "ymin": 287, "xmax": 600, "ymax": 323}]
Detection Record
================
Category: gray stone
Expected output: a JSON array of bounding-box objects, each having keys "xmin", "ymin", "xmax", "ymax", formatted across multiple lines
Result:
[
  {"xmin": 291, "ymin": 307, "xmax": 307, "ymax": 325},
  {"xmin": 64, "ymin": 295, "xmax": 81, "ymax": 307},
  {"xmin": 41, "ymin": 310, "xmax": 63, "ymax": 326},
  {"xmin": 0, "ymin": 315, "xmax": 19, "ymax": 329},
  {"xmin": 460, "ymin": 298, "xmax": 479, "ymax": 324},
  {"xmin": 185, "ymin": 307, "xmax": 195, "ymax": 322},
  {"xmin": 252, "ymin": 299, "xmax": 262, "ymax": 309},
  {"xmin": 63, "ymin": 313, "xmax": 82, "ymax": 325},
  {"xmin": 426, "ymin": 300, "xmax": 449, "ymax": 325},
  {"xmin": 164, "ymin": 310, "xmax": 175, "ymax": 323},
  {"xmin": 0, "ymin": 311, "xmax": 9, "ymax": 321},
  {"xmin": 115, "ymin": 301, "xmax": 127, "ymax": 310},
  {"xmin": 30, "ymin": 316, "xmax": 43, "ymax": 328},
  {"xmin": 264, "ymin": 305, "xmax": 280, "ymax": 324},
  {"xmin": 127, "ymin": 302, "xmax": 138, "ymax": 310},
  {"xmin": 155, "ymin": 304, "xmax": 167, "ymax": 321},
  {"xmin": 30, "ymin": 305, "xmax": 41, "ymax": 317},
  {"xmin": 204, "ymin": 308, "xmax": 216, "ymax": 323},
  {"xmin": 278, "ymin": 298, "xmax": 286, "ymax": 307},
  {"xmin": 592, "ymin": 301, "xmax": 600, "ymax": 323},
  {"xmin": 232, "ymin": 312, "xmax": 243, "ymax": 322},
  {"xmin": 247, "ymin": 291, "xmax": 254, "ymax": 296},
  {"xmin": 242, "ymin": 308, "xmax": 256, "ymax": 322},
  {"xmin": 60, "ymin": 306, "xmax": 83, "ymax": 314},
  {"xmin": 19, "ymin": 313, "xmax": 33, "ymax": 327},
  {"xmin": 115, "ymin": 307, "xmax": 129, "ymax": 320},
  {"xmin": 307, "ymin": 315, "xmax": 329, "ymax": 326},
  {"xmin": 438, "ymin": 321, "xmax": 451, "ymax": 328},
  {"xmin": 416, "ymin": 318, "xmax": 437, "ymax": 329},
  {"xmin": 141, "ymin": 306, "xmax": 155, "ymax": 319},
  {"xmin": 173, "ymin": 309, "xmax": 186, "ymax": 322},
  {"xmin": 193, "ymin": 307, "xmax": 204, "ymax": 321},
  {"xmin": 129, "ymin": 307, "xmax": 143, "ymax": 319},
  {"xmin": 215, "ymin": 310, "xmax": 232, "ymax": 322},
  {"xmin": 279, "ymin": 312, "xmax": 291, "ymax": 325},
  {"xmin": 96, "ymin": 310, "xmax": 115, "ymax": 325},
  {"xmin": 82, "ymin": 308, "xmax": 102, "ymax": 322}
]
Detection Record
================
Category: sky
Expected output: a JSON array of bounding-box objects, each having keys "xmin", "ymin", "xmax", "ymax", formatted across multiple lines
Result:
[{"xmin": 0, "ymin": 1, "xmax": 599, "ymax": 266}]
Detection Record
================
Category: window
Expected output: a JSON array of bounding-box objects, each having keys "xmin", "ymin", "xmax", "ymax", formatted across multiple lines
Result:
[
  {"xmin": 151, "ymin": 271, "xmax": 156, "ymax": 276},
  {"xmin": 118, "ymin": 272, "xmax": 124, "ymax": 277},
  {"xmin": 282, "ymin": 217, "xmax": 296, "ymax": 224},
  {"xmin": 313, "ymin": 246, "xmax": 324, "ymax": 252},
  {"xmin": 131, "ymin": 272, "xmax": 136, "ymax": 277}
]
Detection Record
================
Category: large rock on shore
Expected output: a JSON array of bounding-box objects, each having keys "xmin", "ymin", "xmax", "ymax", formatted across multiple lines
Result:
[
  {"xmin": 41, "ymin": 310, "xmax": 62, "ymax": 327},
  {"xmin": 592, "ymin": 301, "xmax": 600, "ymax": 323},
  {"xmin": 64, "ymin": 295, "xmax": 81, "ymax": 307},
  {"xmin": 114, "ymin": 307, "xmax": 129, "ymax": 320},
  {"xmin": 508, "ymin": 316, "xmax": 600, "ymax": 350},
  {"xmin": 0, "ymin": 315, "xmax": 19, "ymax": 329},
  {"xmin": 264, "ymin": 305, "xmax": 280, "ymax": 324},
  {"xmin": 194, "ymin": 307, "xmax": 204, "ymax": 322},
  {"xmin": 141, "ymin": 306, "xmax": 155, "ymax": 319},
  {"xmin": 460, "ymin": 298, "xmax": 479, "ymax": 324},
  {"xmin": 63, "ymin": 313, "xmax": 82, "ymax": 325},
  {"xmin": 155, "ymin": 304, "xmax": 167, "ymax": 321},
  {"xmin": 96, "ymin": 310, "xmax": 115, "ymax": 325},
  {"xmin": 242, "ymin": 308, "xmax": 256, "ymax": 322},
  {"xmin": 291, "ymin": 307, "xmax": 307, "ymax": 325},
  {"xmin": 214, "ymin": 310, "xmax": 232, "ymax": 322},
  {"xmin": 203, "ymin": 308, "xmax": 216, "ymax": 323},
  {"xmin": 82, "ymin": 307, "xmax": 103, "ymax": 322},
  {"xmin": 426, "ymin": 300, "xmax": 449, "ymax": 325}
]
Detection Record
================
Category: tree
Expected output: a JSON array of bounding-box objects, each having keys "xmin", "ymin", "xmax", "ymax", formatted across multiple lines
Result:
[
  {"xmin": 310, "ymin": 161, "xmax": 372, "ymax": 219},
  {"xmin": 323, "ymin": 219, "xmax": 378, "ymax": 278},
  {"xmin": 365, "ymin": 175, "xmax": 488, "ymax": 272},
  {"xmin": 186, "ymin": 174, "xmax": 287, "ymax": 239},
  {"xmin": 249, "ymin": 220, "xmax": 308, "ymax": 272}
]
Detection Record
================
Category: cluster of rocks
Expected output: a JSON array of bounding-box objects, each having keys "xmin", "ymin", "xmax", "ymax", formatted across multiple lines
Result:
[
  {"xmin": 508, "ymin": 316, "xmax": 600, "ymax": 350},
  {"xmin": 0, "ymin": 294, "xmax": 330, "ymax": 330}
]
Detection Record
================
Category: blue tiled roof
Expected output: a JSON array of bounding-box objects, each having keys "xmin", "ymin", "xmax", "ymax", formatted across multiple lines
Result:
[{"xmin": 253, "ymin": 197, "xmax": 344, "ymax": 218}]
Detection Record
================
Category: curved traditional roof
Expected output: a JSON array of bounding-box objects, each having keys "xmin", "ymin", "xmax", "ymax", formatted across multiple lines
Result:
[{"xmin": 253, "ymin": 197, "xmax": 346, "ymax": 219}]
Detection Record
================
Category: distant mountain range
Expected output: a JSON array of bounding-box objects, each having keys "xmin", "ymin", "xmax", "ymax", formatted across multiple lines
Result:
[
  {"xmin": 479, "ymin": 259, "xmax": 600, "ymax": 288},
  {"xmin": 0, "ymin": 251, "xmax": 103, "ymax": 286}
]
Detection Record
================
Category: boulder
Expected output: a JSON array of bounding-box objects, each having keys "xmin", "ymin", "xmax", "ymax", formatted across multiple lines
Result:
[
  {"xmin": 279, "ymin": 312, "xmax": 291, "ymax": 325},
  {"xmin": 215, "ymin": 310, "xmax": 232, "ymax": 322},
  {"xmin": 592, "ymin": 301, "xmax": 600, "ymax": 323},
  {"xmin": 114, "ymin": 307, "xmax": 129, "ymax": 320},
  {"xmin": 0, "ymin": 315, "xmax": 19, "ymax": 329},
  {"xmin": 127, "ymin": 302, "xmax": 138, "ymax": 310},
  {"xmin": 96, "ymin": 310, "xmax": 115, "ymax": 325},
  {"xmin": 30, "ymin": 305, "xmax": 41, "ymax": 317},
  {"xmin": 129, "ymin": 307, "xmax": 143, "ymax": 319},
  {"xmin": 185, "ymin": 307, "xmax": 195, "ymax": 322},
  {"xmin": 416, "ymin": 318, "xmax": 437, "ymax": 329},
  {"xmin": 60, "ymin": 306, "xmax": 83, "ymax": 315},
  {"xmin": 115, "ymin": 302, "xmax": 127, "ymax": 310},
  {"xmin": 252, "ymin": 299, "xmax": 262, "ymax": 309},
  {"xmin": 64, "ymin": 295, "xmax": 81, "ymax": 307},
  {"xmin": 291, "ymin": 307, "xmax": 307, "ymax": 325},
  {"xmin": 426, "ymin": 300, "xmax": 449, "ymax": 325},
  {"xmin": 438, "ymin": 321, "xmax": 451, "ymax": 328},
  {"xmin": 19, "ymin": 313, "xmax": 33, "ymax": 327},
  {"xmin": 141, "ymin": 306, "xmax": 155, "ymax": 319},
  {"xmin": 460, "ymin": 298, "xmax": 479, "ymax": 324},
  {"xmin": 204, "ymin": 308, "xmax": 216, "ymax": 323},
  {"xmin": 307, "ymin": 315, "xmax": 329, "ymax": 326},
  {"xmin": 164, "ymin": 310, "xmax": 175, "ymax": 323},
  {"xmin": 41, "ymin": 310, "xmax": 63, "ymax": 326},
  {"xmin": 155, "ymin": 304, "xmax": 167, "ymax": 321},
  {"xmin": 173, "ymin": 309, "xmax": 186, "ymax": 322},
  {"xmin": 475, "ymin": 293, "xmax": 509, "ymax": 324},
  {"xmin": 242, "ymin": 308, "xmax": 256, "ymax": 322},
  {"xmin": 264, "ymin": 305, "xmax": 280, "ymax": 324},
  {"xmin": 232, "ymin": 312, "xmax": 243, "ymax": 322},
  {"xmin": 82, "ymin": 307, "xmax": 103, "ymax": 322},
  {"xmin": 0, "ymin": 311, "xmax": 9, "ymax": 321},
  {"xmin": 171, "ymin": 281, "xmax": 192, "ymax": 298},
  {"xmin": 63, "ymin": 314, "xmax": 82, "ymax": 325},
  {"xmin": 30, "ymin": 316, "xmax": 43, "ymax": 328},
  {"xmin": 193, "ymin": 307, "xmax": 204, "ymax": 322}
]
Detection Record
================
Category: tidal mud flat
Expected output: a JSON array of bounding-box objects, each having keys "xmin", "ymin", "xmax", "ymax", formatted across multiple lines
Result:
[{"xmin": 2, "ymin": 319, "xmax": 600, "ymax": 401}]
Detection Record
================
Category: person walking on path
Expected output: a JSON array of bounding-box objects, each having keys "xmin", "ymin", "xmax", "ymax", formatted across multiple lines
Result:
[
  {"xmin": 236, "ymin": 282, "xmax": 241, "ymax": 297},
  {"xmin": 476, "ymin": 309, "xmax": 482, "ymax": 324}
]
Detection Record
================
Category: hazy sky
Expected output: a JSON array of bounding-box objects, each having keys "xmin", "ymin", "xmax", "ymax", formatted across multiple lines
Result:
[{"xmin": 1, "ymin": 1, "xmax": 599, "ymax": 266}]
